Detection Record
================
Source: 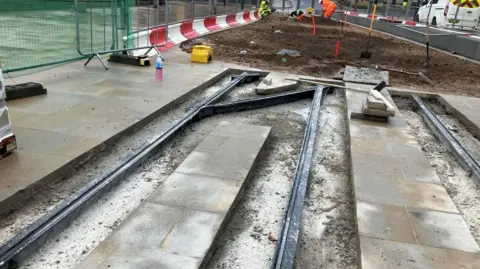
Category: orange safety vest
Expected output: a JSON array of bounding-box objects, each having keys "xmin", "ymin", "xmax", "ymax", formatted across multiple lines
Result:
[{"xmin": 321, "ymin": 0, "xmax": 337, "ymax": 18}]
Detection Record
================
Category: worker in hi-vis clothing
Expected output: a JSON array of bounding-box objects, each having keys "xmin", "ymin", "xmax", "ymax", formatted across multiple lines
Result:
[
  {"xmin": 259, "ymin": 0, "xmax": 272, "ymax": 17},
  {"xmin": 320, "ymin": 0, "xmax": 336, "ymax": 18},
  {"xmin": 290, "ymin": 9, "xmax": 305, "ymax": 19},
  {"xmin": 402, "ymin": 0, "xmax": 408, "ymax": 9}
]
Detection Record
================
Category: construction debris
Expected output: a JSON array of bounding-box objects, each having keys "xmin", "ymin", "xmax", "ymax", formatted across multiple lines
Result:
[
  {"xmin": 276, "ymin": 49, "xmax": 300, "ymax": 57},
  {"xmin": 343, "ymin": 66, "xmax": 390, "ymax": 85}
]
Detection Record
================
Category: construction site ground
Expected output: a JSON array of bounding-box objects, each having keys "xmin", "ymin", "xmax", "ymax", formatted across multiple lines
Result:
[
  {"xmin": 3, "ymin": 12, "xmax": 480, "ymax": 269},
  {"xmin": 182, "ymin": 13, "xmax": 480, "ymax": 97}
]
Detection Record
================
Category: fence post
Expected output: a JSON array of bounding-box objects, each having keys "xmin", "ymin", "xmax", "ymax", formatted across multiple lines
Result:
[
  {"xmin": 385, "ymin": 0, "xmax": 391, "ymax": 17},
  {"xmin": 192, "ymin": 0, "xmax": 195, "ymax": 18},
  {"xmin": 453, "ymin": 1, "xmax": 460, "ymax": 27}
]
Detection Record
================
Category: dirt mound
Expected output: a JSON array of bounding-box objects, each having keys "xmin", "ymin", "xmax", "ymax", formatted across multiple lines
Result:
[{"xmin": 184, "ymin": 13, "xmax": 480, "ymax": 97}]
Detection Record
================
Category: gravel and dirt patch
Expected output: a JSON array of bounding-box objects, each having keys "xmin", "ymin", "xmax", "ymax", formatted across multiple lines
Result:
[
  {"xmin": 182, "ymin": 13, "xmax": 480, "ymax": 97},
  {"xmin": 296, "ymin": 90, "xmax": 359, "ymax": 269}
]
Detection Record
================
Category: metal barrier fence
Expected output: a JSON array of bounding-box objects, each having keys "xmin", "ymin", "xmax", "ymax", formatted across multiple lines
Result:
[
  {"xmin": 75, "ymin": 0, "xmax": 169, "ymax": 69},
  {"xmin": 0, "ymin": 0, "xmax": 258, "ymax": 74}
]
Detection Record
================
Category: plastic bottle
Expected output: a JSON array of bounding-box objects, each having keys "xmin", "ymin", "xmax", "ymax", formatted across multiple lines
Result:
[
  {"xmin": 155, "ymin": 56, "xmax": 163, "ymax": 69},
  {"xmin": 155, "ymin": 56, "xmax": 163, "ymax": 81}
]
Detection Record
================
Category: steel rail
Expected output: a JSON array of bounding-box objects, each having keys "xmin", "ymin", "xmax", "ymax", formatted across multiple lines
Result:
[
  {"xmin": 198, "ymin": 89, "xmax": 316, "ymax": 118},
  {"xmin": 272, "ymin": 86, "xmax": 329, "ymax": 269},
  {"xmin": 412, "ymin": 95, "xmax": 480, "ymax": 182},
  {"xmin": 0, "ymin": 72, "xmax": 261, "ymax": 268}
]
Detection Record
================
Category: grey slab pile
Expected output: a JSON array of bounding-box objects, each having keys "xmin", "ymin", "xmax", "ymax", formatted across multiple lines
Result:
[{"xmin": 362, "ymin": 89, "xmax": 396, "ymax": 117}]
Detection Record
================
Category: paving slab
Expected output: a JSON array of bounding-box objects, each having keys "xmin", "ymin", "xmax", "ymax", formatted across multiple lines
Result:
[
  {"xmin": 439, "ymin": 94, "xmax": 480, "ymax": 139},
  {"xmin": 0, "ymin": 48, "xmax": 242, "ymax": 214},
  {"xmin": 360, "ymin": 236, "xmax": 480, "ymax": 269},
  {"xmin": 343, "ymin": 65, "xmax": 390, "ymax": 86},
  {"xmin": 351, "ymin": 138, "xmax": 441, "ymax": 184},
  {"xmin": 77, "ymin": 122, "xmax": 271, "ymax": 268},
  {"xmin": 408, "ymin": 208, "xmax": 480, "ymax": 253},
  {"xmin": 357, "ymin": 201, "xmax": 417, "ymax": 244},
  {"xmin": 346, "ymin": 89, "xmax": 480, "ymax": 267}
]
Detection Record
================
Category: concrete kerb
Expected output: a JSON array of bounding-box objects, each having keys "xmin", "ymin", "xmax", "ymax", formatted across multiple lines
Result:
[{"xmin": 0, "ymin": 68, "xmax": 234, "ymax": 216}]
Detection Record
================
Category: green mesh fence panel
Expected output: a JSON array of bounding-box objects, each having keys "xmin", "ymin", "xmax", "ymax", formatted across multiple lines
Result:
[{"xmin": 0, "ymin": 0, "xmax": 132, "ymax": 73}]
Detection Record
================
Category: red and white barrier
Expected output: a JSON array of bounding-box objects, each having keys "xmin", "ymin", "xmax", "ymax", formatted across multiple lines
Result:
[{"xmin": 129, "ymin": 10, "xmax": 260, "ymax": 56}]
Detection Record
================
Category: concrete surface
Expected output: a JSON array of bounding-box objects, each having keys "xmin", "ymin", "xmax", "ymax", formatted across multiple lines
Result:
[
  {"xmin": 346, "ymin": 88, "xmax": 480, "ymax": 268},
  {"xmin": 76, "ymin": 121, "xmax": 270, "ymax": 269},
  {"xmin": 0, "ymin": 47, "xmax": 241, "ymax": 214}
]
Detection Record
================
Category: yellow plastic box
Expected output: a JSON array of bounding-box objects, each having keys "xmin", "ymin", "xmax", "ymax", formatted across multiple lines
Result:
[{"xmin": 191, "ymin": 45, "xmax": 213, "ymax": 63}]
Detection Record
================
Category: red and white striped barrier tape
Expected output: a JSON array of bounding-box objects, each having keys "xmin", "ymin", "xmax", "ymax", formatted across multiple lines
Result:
[{"xmin": 130, "ymin": 10, "xmax": 260, "ymax": 56}]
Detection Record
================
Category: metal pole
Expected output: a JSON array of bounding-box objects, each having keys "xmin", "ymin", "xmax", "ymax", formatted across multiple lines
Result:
[
  {"xmin": 367, "ymin": 0, "xmax": 372, "ymax": 14},
  {"xmin": 192, "ymin": 0, "xmax": 195, "ymax": 20},
  {"xmin": 453, "ymin": 0, "xmax": 460, "ymax": 28},
  {"xmin": 296, "ymin": 0, "xmax": 301, "ymax": 10},
  {"xmin": 241, "ymin": 0, "xmax": 245, "ymax": 10},
  {"xmin": 424, "ymin": 0, "xmax": 433, "ymax": 66},
  {"xmin": 282, "ymin": 0, "xmax": 285, "ymax": 10},
  {"xmin": 385, "ymin": 0, "xmax": 391, "ymax": 17},
  {"xmin": 311, "ymin": 0, "xmax": 315, "ymax": 8}
]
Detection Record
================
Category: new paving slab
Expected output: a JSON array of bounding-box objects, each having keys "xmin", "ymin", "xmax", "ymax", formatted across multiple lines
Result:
[
  {"xmin": 0, "ymin": 47, "xmax": 241, "ymax": 214},
  {"xmin": 346, "ymin": 88, "xmax": 480, "ymax": 268},
  {"xmin": 439, "ymin": 94, "xmax": 480, "ymax": 139},
  {"xmin": 77, "ymin": 121, "xmax": 271, "ymax": 269}
]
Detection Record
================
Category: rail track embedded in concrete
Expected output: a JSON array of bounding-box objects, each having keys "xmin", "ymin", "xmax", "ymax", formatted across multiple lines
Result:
[
  {"xmin": 0, "ymin": 73, "xmax": 330, "ymax": 268},
  {"xmin": 272, "ymin": 86, "xmax": 329, "ymax": 269},
  {"xmin": 412, "ymin": 95, "xmax": 480, "ymax": 182}
]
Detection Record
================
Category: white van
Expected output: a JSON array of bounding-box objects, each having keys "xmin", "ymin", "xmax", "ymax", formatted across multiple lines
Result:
[
  {"xmin": 415, "ymin": 0, "xmax": 448, "ymax": 26},
  {"xmin": 444, "ymin": 0, "xmax": 480, "ymax": 29},
  {"xmin": 0, "ymin": 70, "xmax": 16, "ymax": 159}
]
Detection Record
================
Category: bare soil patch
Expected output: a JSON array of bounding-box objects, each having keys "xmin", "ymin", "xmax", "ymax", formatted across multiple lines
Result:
[{"xmin": 182, "ymin": 14, "xmax": 480, "ymax": 97}]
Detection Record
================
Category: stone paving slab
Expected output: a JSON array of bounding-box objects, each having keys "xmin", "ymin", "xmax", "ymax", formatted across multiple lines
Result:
[
  {"xmin": 408, "ymin": 208, "xmax": 480, "ymax": 253},
  {"xmin": 360, "ymin": 236, "xmax": 480, "ymax": 269},
  {"xmin": 77, "ymin": 122, "xmax": 271, "ymax": 269},
  {"xmin": 346, "ymin": 90, "xmax": 480, "ymax": 268},
  {"xmin": 0, "ymin": 48, "xmax": 243, "ymax": 214},
  {"xmin": 439, "ymin": 94, "xmax": 480, "ymax": 139}
]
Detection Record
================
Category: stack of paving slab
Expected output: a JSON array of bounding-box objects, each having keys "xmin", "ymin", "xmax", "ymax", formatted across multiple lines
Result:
[
  {"xmin": 0, "ymin": 69, "xmax": 13, "ymax": 147},
  {"xmin": 362, "ymin": 89, "xmax": 396, "ymax": 118}
]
